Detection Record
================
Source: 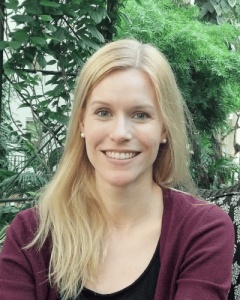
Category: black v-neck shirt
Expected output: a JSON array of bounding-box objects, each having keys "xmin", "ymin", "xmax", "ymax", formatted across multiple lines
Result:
[{"xmin": 67, "ymin": 240, "xmax": 160, "ymax": 300}]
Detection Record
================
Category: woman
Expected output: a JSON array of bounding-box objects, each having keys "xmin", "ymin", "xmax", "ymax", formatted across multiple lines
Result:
[{"xmin": 0, "ymin": 39, "xmax": 234, "ymax": 300}]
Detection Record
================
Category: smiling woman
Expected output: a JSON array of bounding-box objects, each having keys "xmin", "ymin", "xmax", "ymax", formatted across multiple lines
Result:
[{"xmin": 0, "ymin": 39, "xmax": 234, "ymax": 300}]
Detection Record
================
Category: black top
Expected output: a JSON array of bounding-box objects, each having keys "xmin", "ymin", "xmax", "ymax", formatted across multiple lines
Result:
[{"xmin": 74, "ymin": 241, "xmax": 160, "ymax": 300}]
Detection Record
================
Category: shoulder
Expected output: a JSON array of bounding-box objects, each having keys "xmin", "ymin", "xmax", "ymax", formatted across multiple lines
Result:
[
  {"xmin": 7, "ymin": 207, "xmax": 39, "ymax": 245},
  {"xmin": 162, "ymin": 188, "xmax": 234, "ymax": 238}
]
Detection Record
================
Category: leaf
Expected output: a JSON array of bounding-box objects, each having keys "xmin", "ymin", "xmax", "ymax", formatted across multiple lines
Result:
[
  {"xmin": 216, "ymin": 15, "xmax": 224, "ymax": 24},
  {"xmin": 22, "ymin": 133, "xmax": 31, "ymax": 140},
  {"xmin": 220, "ymin": 0, "xmax": 230, "ymax": 13},
  {"xmin": 18, "ymin": 103, "xmax": 30, "ymax": 108},
  {"xmin": 30, "ymin": 36, "xmax": 46, "ymax": 46},
  {"xmin": 86, "ymin": 24, "xmax": 105, "ymax": 43},
  {"xmin": 11, "ymin": 14, "xmax": 33, "ymax": 23},
  {"xmin": 51, "ymin": 27, "xmax": 67, "ymax": 42},
  {"xmin": 12, "ymin": 30, "xmax": 28, "ymax": 42},
  {"xmin": 210, "ymin": 1, "xmax": 222, "ymax": 15},
  {"xmin": 8, "ymin": 41, "xmax": 22, "ymax": 49},
  {"xmin": 79, "ymin": 33, "xmax": 99, "ymax": 50},
  {"xmin": 58, "ymin": 56, "xmax": 68, "ymax": 68},
  {"xmin": 87, "ymin": 8, "xmax": 103, "ymax": 23},
  {"xmin": 24, "ymin": 3, "xmax": 42, "ymax": 14},
  {"xmin": 51, "ymin": 114, "xmax": 69, "ymax": 125},
  {"xmin": 40, "ymin": 15, "xmax": 53, "ymax": 21},
  {"xmin": 36, "ymin": 52, "xmax": 47, "ymax": 68},
  {"xmin": 118, "ymin": 12, "xmax": 132, "ymax": 24},
  {"xmin": 203, "ymin": 2, "xmax": 215, "ymax": 13},
  {"xmin": 96, "ymin": 6, "xmax": 107, "ymax": 19},
  {"xmin": 52, "ymin": 84, "xmax": 64, "ymax": 97},
  {"xmin": 40, "ymin": 1, "xmax": 60, "ymax": 8},
  {"xmin": 26, "ymin": 191, "xmax": 38, "ymax": 196},
  {"xmin": 0, "ymin": 41, "xmax": 9, "ymax": 50},
  {"xmin": 47, "ymin": 59, "xmax": 56, "ymax": 65},
  {"xmin": 72, "ymin": 50, "xmax": 83, "ymax": 66},
  {"xmin": 228, "ymin": 0, "xmax": 236, "ymax": 7},
  {"xmin": 4, "ymin": 0, "xmax": 19, "ymax": 12}
]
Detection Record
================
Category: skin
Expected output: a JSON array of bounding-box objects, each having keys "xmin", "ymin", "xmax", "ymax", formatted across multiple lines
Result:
[{"xmin": 80, "ymin": 68, "xmax": 167, "ymax": 293}]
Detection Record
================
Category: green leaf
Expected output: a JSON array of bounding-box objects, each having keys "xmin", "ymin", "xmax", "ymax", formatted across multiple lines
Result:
[
  {"xmin": 12, "ymin": 30, "xmax": 28, "ymax": 42},
  {"xmin": 4, "ymin": 0, "xmax": 19, "ymax": 12},
  {"xmin": 30, "ymin": 36, "xmax": 46, "ymax": 46},
  {"xmin": 37, "ymin": 52, "xmax": 47, "ymax": 68},
  {"xmin": 220, "ymin": 0, "xmax": 230, "ymax": 12},
  {"xmin": 40, "ymin": 1, "xmax": 60, "ymax": 8},
  {"xmin": 0, "ymin": 41, "xmax": 9, "ymax": 50},
  {"xmin": 79, "ymin": 33, "xmax": 99, "ymax": 50},
  {"xmin": 8, "ymin": 41, "xmax": 22, "ymax": 49},
  {"xmin": 72, "ymin": 50, "xmax": 83, "ymax": 66},
  {"xmin": 228, "ymin": 0, "xmax": 236, "ymax": 7},
  {"xmin": 51, "ymin": 27, "xmax": 67, "ymax": 42},
  {"xmin": 40, "ymin": 15, "xmax": 53, "ymax": 21},
  {"xmin": 18, "ymin": 103, "xmax": 30, "ymax": 108},
  {"xmin": 58, "ymin": 56, "xmax": 68, "ymax": 68},
  {"xmin": 39, "ymin": 99, "xmax": 51, "ymax": 107},
  {"xmin": 51, "ymin": 114, "xmax": 69, "ymax": 125},
  {"xmin": 24, "ymin": 3, "xmax": 42, "ymax": 14},
  {"xmin": 45, "ymin": 23, "xmax": 57, "ymax": 32},
  {"xmin": 96, "ymin": 6, "xmax": 107, "ymax": 19},
  {"xmin": 86, "ymin": 24, "xmax": 105, "ymax": 43},
  {"xmin": 22, "ymin": 133, "xmax": 31, "ymax": 140},
  {"xmin": 87, "ymin": 8, "xmax": 103, "ymax": 23},
  {"xmin": 47, "ymin": 59, "xmax": 56, "ymax": 65},
  {"xmin": 11, "ymin": 14, "xmax": 33, "ymax": 23},
  {"xmin": 61, "ymin": 6, "xmax": 77, "ymax": 18},
  {"xmin": 203, "ymin": 2, "xmax": 215, "ymax": 13},
  {"xmin": 52, "ymin": 84, "xmax": 64, "ymax": 97}
]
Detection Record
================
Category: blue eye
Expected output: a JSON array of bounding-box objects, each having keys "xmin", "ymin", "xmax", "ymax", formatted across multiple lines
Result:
[
  {"xmin": 96, "ymin": 110, "xmax": 111, "ymax": 117},
  {"xmin": 134, "ymin": 112, "xmax": 149, "ymax": 119}
]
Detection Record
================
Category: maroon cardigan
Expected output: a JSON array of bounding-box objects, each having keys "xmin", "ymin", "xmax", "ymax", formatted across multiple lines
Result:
[{"xmin": 0, "ymin": 189, "xmax": 234, "ymax": 300}]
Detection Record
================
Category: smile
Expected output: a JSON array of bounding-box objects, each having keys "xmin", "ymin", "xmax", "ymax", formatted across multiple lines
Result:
[{"xmin": 104, "ymin": 151, "xmax": 140, "ymax": 160}]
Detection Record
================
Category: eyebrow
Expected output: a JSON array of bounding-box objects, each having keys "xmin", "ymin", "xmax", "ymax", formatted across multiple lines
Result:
[{"xmin": 89, "ymin": 100, "xmax": 155, "ymax": 111}]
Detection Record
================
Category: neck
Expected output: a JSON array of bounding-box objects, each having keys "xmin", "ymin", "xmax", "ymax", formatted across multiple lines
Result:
[{"xmin": 95, "ymin": 177, "xmax": 164, "ymax": 233}]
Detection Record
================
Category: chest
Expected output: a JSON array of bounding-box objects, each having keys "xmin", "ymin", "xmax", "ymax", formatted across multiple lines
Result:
[{"xmin": 85, "ymin": 230, "xmax": 161, "ymax": 294}]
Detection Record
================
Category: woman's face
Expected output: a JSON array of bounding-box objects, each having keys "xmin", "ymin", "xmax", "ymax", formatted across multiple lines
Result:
[{"xmin": 80, "ymin": 68, "xmax": 166, "ymax": 188}]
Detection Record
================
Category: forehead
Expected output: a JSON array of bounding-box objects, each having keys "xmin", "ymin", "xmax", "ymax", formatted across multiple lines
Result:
[{"xmin": 86, "ymin": 69, "xmax": 158, "ymax": 109}]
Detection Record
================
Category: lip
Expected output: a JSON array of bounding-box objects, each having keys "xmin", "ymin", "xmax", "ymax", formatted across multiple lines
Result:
[{"xmin": 102, "ymin": 151, "xmax": 140, "ymax": 163}]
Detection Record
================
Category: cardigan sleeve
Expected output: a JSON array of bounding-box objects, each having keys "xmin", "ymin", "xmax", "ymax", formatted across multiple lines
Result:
[
  {"xmin": 174, "ymin": 205, "xmax": 235, "ymax": 300},
  {"xmin": 0, "ymin": 209, "xmax": 52, "ymax": 300}
]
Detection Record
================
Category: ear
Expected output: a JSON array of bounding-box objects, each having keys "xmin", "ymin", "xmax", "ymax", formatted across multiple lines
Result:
[{"xmin": 79, "ymin": 109, "xmax": 85, "ymax": 133}]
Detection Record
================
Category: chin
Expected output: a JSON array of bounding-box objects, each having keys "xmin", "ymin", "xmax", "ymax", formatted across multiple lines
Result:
[{"xmin": 100, "ymin": 173, "xmax": 137, "ymax": 188}]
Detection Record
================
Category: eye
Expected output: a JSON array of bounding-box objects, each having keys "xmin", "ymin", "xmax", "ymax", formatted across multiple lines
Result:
[
  {"xmin": 133, "ymin": 112, "xmax": 149, "ymax": 120},
  {"xmin": 96, "ymin": 109, "xmax": 111, "ymax": 117}
]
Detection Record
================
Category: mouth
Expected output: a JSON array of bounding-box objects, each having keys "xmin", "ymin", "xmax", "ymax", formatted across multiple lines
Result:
[{"xmin": 102, "ymin": 151, "xmax": 141, "ymax": 160}]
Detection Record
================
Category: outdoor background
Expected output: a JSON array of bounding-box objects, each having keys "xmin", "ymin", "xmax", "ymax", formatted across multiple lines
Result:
[{"xmin": 0, "ymin": 0, "xmax": 240, "ymax": 247}]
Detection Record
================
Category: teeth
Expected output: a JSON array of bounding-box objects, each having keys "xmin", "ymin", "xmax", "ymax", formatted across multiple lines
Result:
[{"xmin": 105, "ymin": 152, "xmax": 138, "ymax": 160}]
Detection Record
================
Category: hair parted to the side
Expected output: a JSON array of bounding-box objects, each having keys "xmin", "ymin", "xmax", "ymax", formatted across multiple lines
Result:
[{"xmin": 25, "ymin": 38, "xmax": 195, "ymax": 300}]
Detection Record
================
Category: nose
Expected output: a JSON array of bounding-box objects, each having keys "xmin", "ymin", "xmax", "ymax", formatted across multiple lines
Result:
[{"xmin": 109, "ymin": 114, "xmax": 132, "ymax": 142}]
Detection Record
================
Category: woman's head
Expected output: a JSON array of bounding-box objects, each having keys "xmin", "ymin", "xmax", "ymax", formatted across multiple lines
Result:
[{"xmin": 64, "ymin": 38, "xmax": 193, "ymax": 192}]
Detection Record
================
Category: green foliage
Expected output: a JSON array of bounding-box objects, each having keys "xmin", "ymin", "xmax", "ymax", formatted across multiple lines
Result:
[
  {"xmin": 0, "ymin": 0, "xmax": 131, "ymax": 198},
  {"xmin": 116, "ymin": 0, "xmax": 240, "ymax": 134},
  {"xmin": 195, "ymin": 0, "xmax": 240, "ymax": 24},
  {"xmin": 191, "ymin": 133, "xmax": 240, "ymax": 189}
]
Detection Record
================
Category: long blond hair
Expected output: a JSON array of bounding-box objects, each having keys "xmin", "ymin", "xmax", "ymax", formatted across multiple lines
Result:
[{"xmin": 26, "ymin": 39, "xmax": 195, "ymax": 299}]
